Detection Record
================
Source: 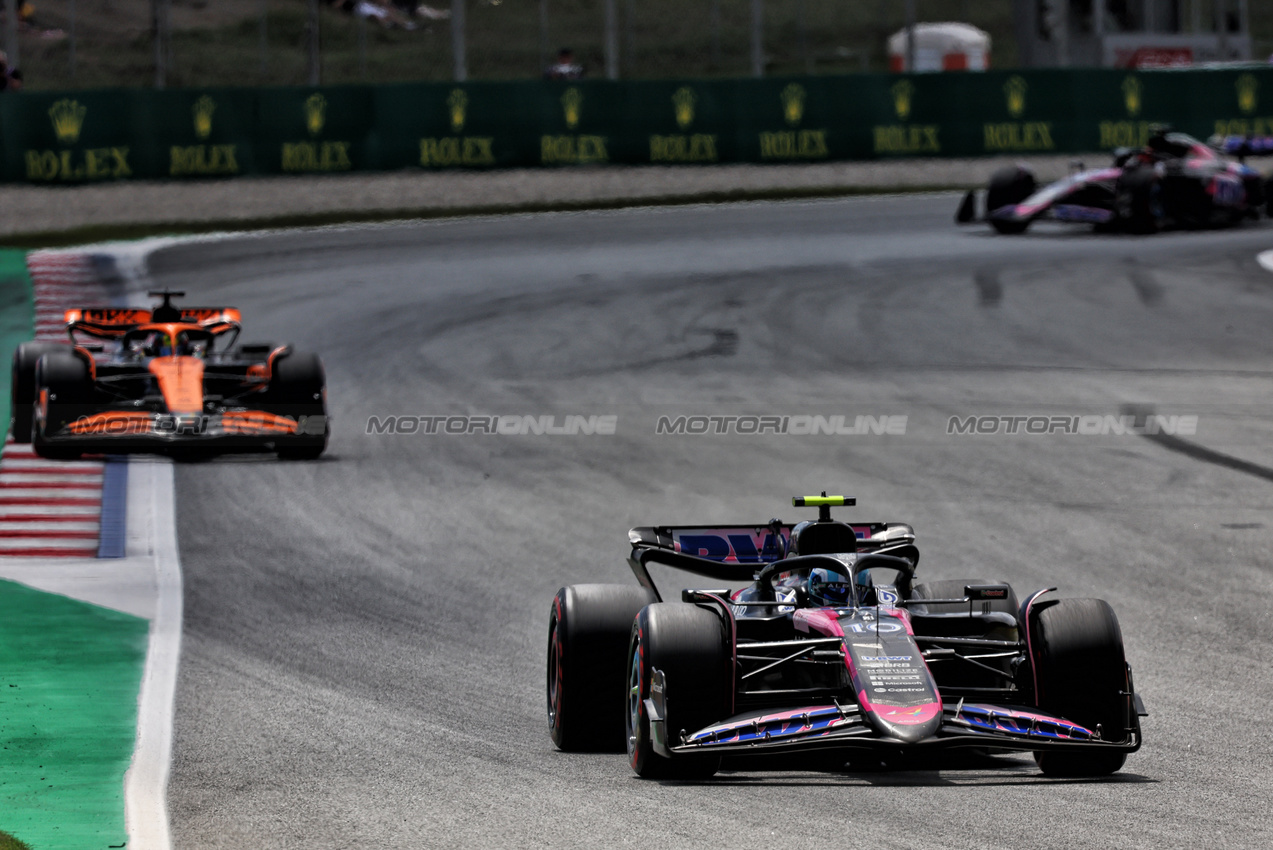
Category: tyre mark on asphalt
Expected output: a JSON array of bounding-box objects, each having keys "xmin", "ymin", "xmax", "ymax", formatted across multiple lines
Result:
[
  {"xmin": 1140, "ymin": 430, "xmax": 1273, "ymax": 484},
  {"xmin": 1127, "ymin": 267, "xmax": 1163, "ymax": 306},
  {"xmin": 1124, "ymin": 403, "xmax": 1273, "ymax": 483},
  {"xmin": 974, "ymin": 268, "xmax": 1003, "ymax": 306}
]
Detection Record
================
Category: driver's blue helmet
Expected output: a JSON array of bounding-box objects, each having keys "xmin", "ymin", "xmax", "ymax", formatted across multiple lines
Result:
[
  {"xmin": 855, "ymin": 568, "xmax": 875, "ymax": 604},
  {"xmin": 807, "ymin": 567, "xmax": 854, "ymax": 608}
]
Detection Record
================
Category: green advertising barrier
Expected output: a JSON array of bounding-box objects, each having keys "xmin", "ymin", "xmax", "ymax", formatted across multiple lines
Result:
[
  {"xmin": 3, "ymin": 68, "xmax": 1273, "ymax": 184},
  {"xmin": 255, "ymin": 85, "xmax": 377, "ymax": 175},
  {"xmin": 624, "ymin": 80, "xmax": 739, "ymax": 165},
  {"xmin": 374, "ymin": 80, "xmax": 538, "ymax": 170},
  {"xmin": 2, "ymin": 89, "xmax": 151, "ymax": 183},
  {"xmin": 149, "ymin": 88, "xmax": 259, "ymax": 179}
]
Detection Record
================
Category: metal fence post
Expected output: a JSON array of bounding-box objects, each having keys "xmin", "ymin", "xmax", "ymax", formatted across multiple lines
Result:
[
  {"xmin": 710, "ymin": 0, "xmax": 721, "ymax": 68},
  {"xmin": 3, "ymin": 0, "xmax": 20, "ymax": 70},
  {"xmin": 69, "ymin": 0, "xmax": 77, "ymax": 79},
  {"xmin": 452, "ymin": 0, "xmax": 467, "ymax": 81},
  {"xmin": 259, "ymin": 0, "xmax": 268, "ymax": 81},
  {"xmin": 307, "ymin": 0, "xmax": 320, "ymax": 85},
  {"xmin": 153, "ymin": 0, "xmax": 170, "ymax": 89},
  {"xmin": 624, "ymin": 0, "xmax": 635, "ymax": 77},
  {"xmin": 539, "ymin": 0, "xmax": 549, "ymax": 75},
  {"xmin": 605, "ymin": 0, "xmax": 619, "ymax": 80},
  {"xmin": 750, "ymin": 0, "xmax": 763, "ymax": 77},
  {"xmin": 358, "ymin": 12, "xmax": 367, "ymax": 80},
  {"xmin": 905, "ymin": 0, "xmax": 916, "ymax": 73},
  {"xmin": 796, "ymin": 0, "xmax": 810, "ymax": 74}
]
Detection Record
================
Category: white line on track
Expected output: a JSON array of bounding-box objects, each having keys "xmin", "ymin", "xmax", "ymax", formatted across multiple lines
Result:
[
  {"xmin": 1258, "ymin": 249, "xmax": 1273, "ymax": 273},
  {"xmin": 123, "ymin": 460, "xmax": 181, "ymax": 850}
]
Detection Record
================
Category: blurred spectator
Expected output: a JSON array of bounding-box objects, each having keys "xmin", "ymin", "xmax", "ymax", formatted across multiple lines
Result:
[
  {"xmin": 545, "ymin": 48, "xmax": 584, "ymax": 81},
  {"xmin": 0, "ymin": 51, "xmax": 22, "ymax": 92},
  {"xmin": 331, "ymin": 0, "xmax": 417, "ymax": 30},
  {"xmin": 412, "ymin": 4, "xmax": 450, "ymax": 20},
  {"xmin": 12, "ymin": 1, "xmax": 65, "ymax": 40},
  {"xmin": 387, "ymin": 1, "xmax": 450, "ymax": 20}
]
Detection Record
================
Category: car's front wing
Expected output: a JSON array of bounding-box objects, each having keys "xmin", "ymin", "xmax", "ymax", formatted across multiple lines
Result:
[
  {"xmin": 649, "ymin": 698, "xmax": 1142, "ymax": 760},
  {"xmin": 37, "ymin": 409, "xmax": 328, "ymax": 454}
]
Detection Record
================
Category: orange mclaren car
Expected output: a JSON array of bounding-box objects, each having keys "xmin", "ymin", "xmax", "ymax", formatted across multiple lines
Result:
[{"xmin": 10, "ymin": 290, "xmax": 328, "ymax": 460}]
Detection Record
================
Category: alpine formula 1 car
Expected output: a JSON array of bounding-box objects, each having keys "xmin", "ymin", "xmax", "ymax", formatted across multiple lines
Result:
[
  {"xmin": 9, "ymin": 290, "xmax": 328, "ymax": 460},
  {"xmin": 957, "ymin": 130, "xmax": 1273, "ymax": 234},
  {"xmin": 548, "ymin": 494, "xmax": 1145, "ymax": 779}
]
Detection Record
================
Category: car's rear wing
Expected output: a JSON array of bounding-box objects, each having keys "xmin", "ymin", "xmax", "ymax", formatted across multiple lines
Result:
[
  {"xmin": 627, "ymin": 522, "xmax": 918, "ymax": 601},
  {"xmin": 63, "ymin": 307, "xmax": 243, "ymax": 339},
  {"xmin": 628, "ymin": 522, "xmax": 917, "ymax": 563}
]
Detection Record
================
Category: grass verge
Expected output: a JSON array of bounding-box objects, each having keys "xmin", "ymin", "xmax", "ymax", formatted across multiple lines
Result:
[{"xmin": 0, "ymin": 580, "xmax": 147, "ymax": 850}]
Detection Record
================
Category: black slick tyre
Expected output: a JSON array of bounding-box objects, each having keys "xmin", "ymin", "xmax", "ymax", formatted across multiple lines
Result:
[
  {"xmin": 1029, "ymin": 598, "xmax": 1130, "ymax": 777},
  {"xmin": 626, "ymin": 602, "xmax": 728, "ymax": 779},
  {"xmin": 547, "ymin": 584, "xmax": 656, "ymax": 752},
  {"xmin": 268, "ymin": 351, "xmax": 328, "ymax": 460},
  {"xmin": 1115, "ymin": 165, "xmax": 1161, "ymax": 234},
  {"xmin": 32, "ymin": 351, "xmax": 93, "ymax": 460},
  {"xmin": 10, "ymin": 342, "xmax": 68, "ymax": 443},
  {"xmin": 986, "ymin": 167, "xmax": 1036, "ymax": 215},
  {"xmin": 989, "ymin": 217, "xmax": 1031, "ymax": 235}
]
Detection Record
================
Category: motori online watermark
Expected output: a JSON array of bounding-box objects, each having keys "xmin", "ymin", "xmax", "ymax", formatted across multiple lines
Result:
[
  {"xmin": 366, "ymin": 415, "xmax": 617, "ymax": 435},
  {"xmin": 655, "ymin": 415, "xmax": 908, "ymax": 435},
  {"xmin": 947, "ymin": 414, "xmax": 1198, "ymax": 436}
]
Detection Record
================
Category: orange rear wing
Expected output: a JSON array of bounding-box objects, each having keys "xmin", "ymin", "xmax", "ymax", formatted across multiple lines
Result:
[{"xmin": 64, "ymin": 307, "xmax": 243, "ymax": 336}]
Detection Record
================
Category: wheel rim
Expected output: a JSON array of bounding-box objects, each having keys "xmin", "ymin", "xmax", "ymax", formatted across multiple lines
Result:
[
  {"xmin": 626, "ymin": 637, "xmax": 642, "ymax": 765},
  {"xmin": 547, "ymin": 620, "xmax": 562, "ymax": 733}
]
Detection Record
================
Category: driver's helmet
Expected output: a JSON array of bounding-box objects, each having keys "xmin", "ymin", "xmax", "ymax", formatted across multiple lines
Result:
[
  {"xmin": 155, "ymin": 332, "xmax": 174, "ymax": 357},
  {"xmin": 855, "ymin": 568, "xmax": 875, "ymax": 605},
  {"xmin": 174, "ymin": 331, "xmax": 205, "ymax": 358},
  {"xmin": 807, "ymin": 567, "xmax": 854, "ymax": 608}
]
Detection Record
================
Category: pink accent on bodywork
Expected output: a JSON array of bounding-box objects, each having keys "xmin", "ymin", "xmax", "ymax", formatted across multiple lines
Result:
[
  {"xmin": 967, "ymin": 703, "xmax": 1088, "ymax": 732},
  {"xmin": 701, "ymin": 592, "xmax": 738, "ymax": 715},
  {"xmin": 793, "ymin": 609, "xmax": 845, "ymax": 636},
  {"xmin": 709, "ymin": 705, "xmax": 838, "ymax": 731},
  {"xmin": 1021, "ymin": 587, "xmax": 1057, "ymax": 707},
  {"xmin": 879, "ymin": 605, "xmax": 915, "ymax": 634},
  {"xmin": 856, "ymin": 689, "xmax": 942, "ymax": 726},
  {"xmin": 1015, "ymin": 167, "xmax": 1122, "ymax": 217}
]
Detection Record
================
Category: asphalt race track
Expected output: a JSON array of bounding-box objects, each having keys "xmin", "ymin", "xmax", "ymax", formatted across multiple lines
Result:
[{"xmin": 152, "ymin": 196, "xmax": 1273, "ymax": 848}]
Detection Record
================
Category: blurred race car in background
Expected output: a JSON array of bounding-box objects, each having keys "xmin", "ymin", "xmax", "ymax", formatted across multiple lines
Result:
[
  {"xmin": 547, "ymin": 494, "xmax": 1146, "ymax": 779},
  {"xmin": 9, "ymin": 290, "xmax": 328, "ymax": 460},
  {"xmin": 957, "ymin": 129, "xmax": 1273, "ymax": 234}
]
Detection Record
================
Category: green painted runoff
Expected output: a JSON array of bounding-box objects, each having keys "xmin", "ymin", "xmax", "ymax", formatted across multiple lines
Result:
[
  {"xmin": 0, "ymin": 249, "xmax": 34, "ymax": 432},
  {"xmin": 0, "ymin": 580, "xmax": 148, "ymax": 849}
]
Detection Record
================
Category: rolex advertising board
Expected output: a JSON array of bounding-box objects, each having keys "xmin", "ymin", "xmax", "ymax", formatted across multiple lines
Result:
[
  {"xmin": 374, "ymin": 81, "xmax": 533, "ymax": 170},
  {"xmin": 627, "ymin": 80, "xmax": 734, "ymax": 165},
  {"xmin": 255, "ymin": 86, "xmax": 375, "ymax": 176},
  {"xmin": 3, "ymin": 90, "xmax": 146, "ymax": 183},
  {"xmin": 3, "ymin": 69, "xmax": 1273, "ymax": 184},
  {"xmin": 536, "ymin": 80, "xmax": 626, "ymax": 166},
  {"xmin": 734, "ymin": 78, "xmax": 839, "ymax": 163},
  {"xmin": 150, "ymin": 89, "xmax": 257, "ymax": 178}
]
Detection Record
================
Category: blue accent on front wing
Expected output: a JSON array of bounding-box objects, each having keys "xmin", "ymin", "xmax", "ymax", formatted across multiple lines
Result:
[
  {"xmin": 954, "ymin": 704, "xmax": 1093, "ymax": 740},
  {"xmin": 682, "ymin": 702, "xmax": 1094, "ymax": 749},
  {"xmin": 1053, "ymin": 204, "xmax": 1114, "ymax": 223},
  {"xmin": 688, "ymin": 706, "xmax": 854, "ymax": 746}
]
